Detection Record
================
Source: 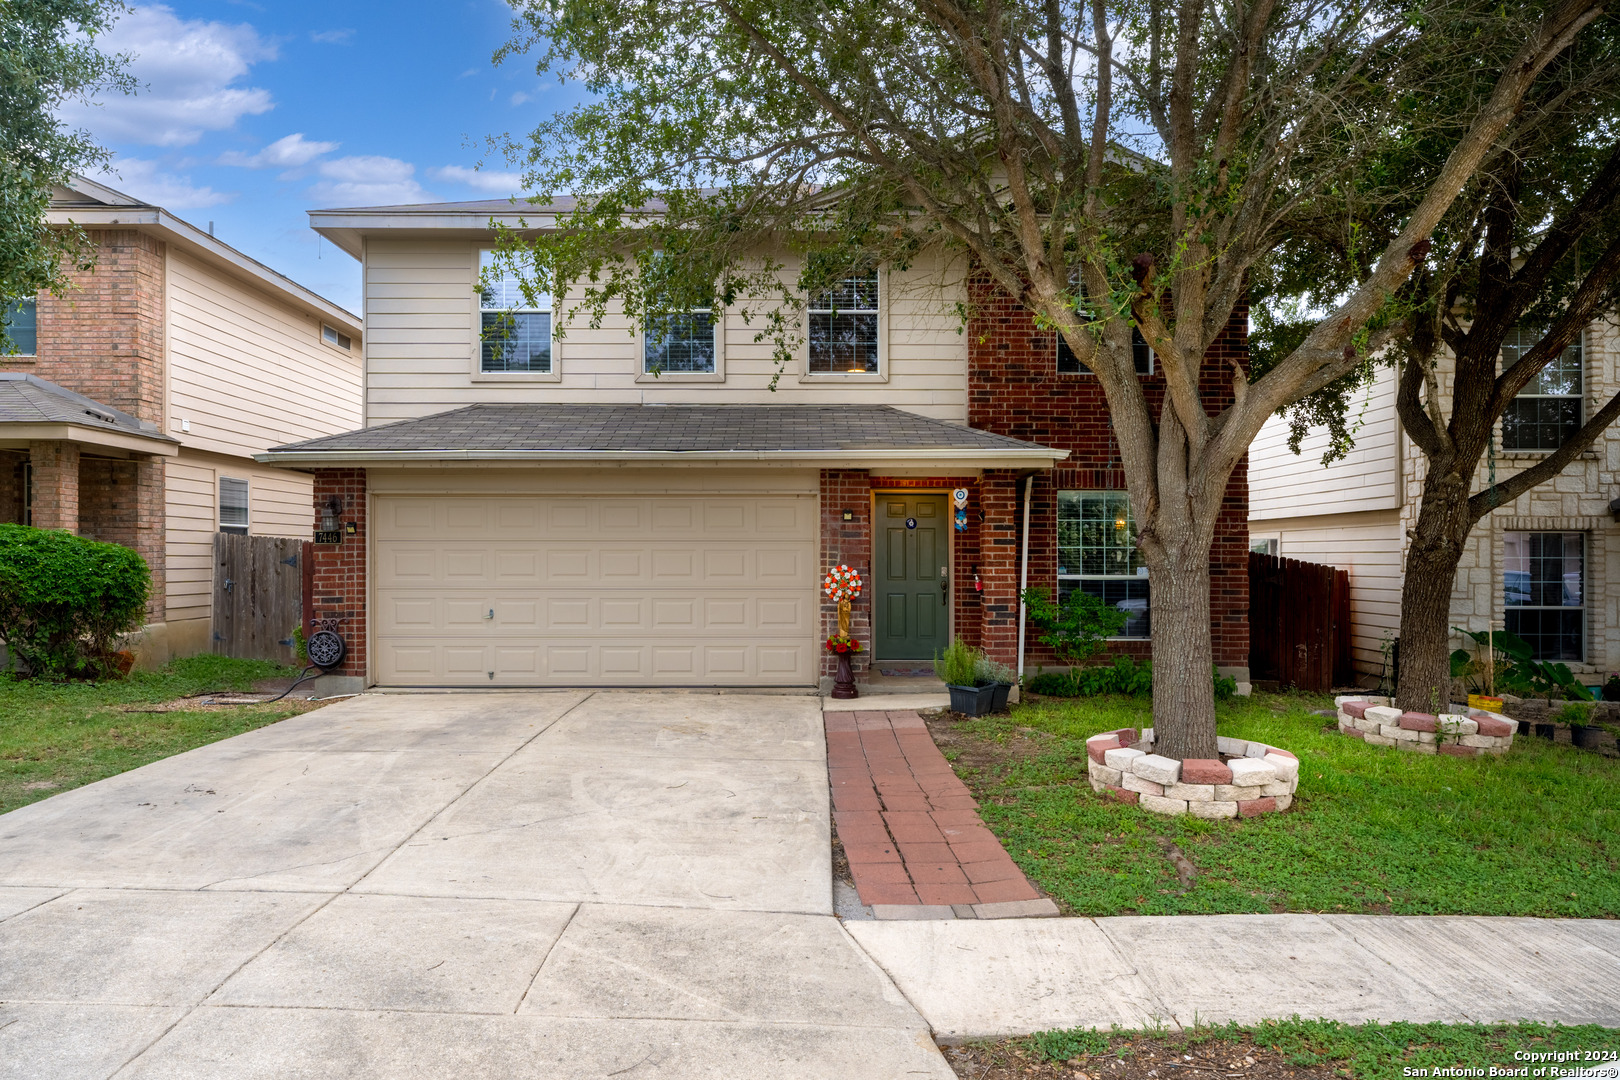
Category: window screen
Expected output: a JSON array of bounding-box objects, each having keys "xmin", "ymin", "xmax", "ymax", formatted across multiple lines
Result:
[{"xmin": 219, "ymin": 477, "xmax": 249, "ymax": 535}]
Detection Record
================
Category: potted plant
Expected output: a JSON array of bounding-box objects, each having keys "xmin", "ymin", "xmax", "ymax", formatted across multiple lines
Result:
[
  {"xmin": 976, "ymin": 656, "xmax": 1018, "ymax": 712},
  {"xmin": 938, "ymin": 637, "xmax": 996, "ymax": 716},
  {"xmin": 826, "ymin": 632, "xmax": 861, "ymax": 699}
]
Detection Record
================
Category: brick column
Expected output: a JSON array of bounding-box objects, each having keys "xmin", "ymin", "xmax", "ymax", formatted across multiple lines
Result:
[
  {"xmin": 311, "ymin": 469, "xmax": 367, "ymax": 680},
  {"xmin": 979, "ymin": 469, "xmax": 1022, "ymax": 668},
  {"xmin": 135, "ymin": 457, "xmax": 165, "ymax": 619},
  {"xmin": 820, "ymin": 469, "xmax": 872, "ymax": 680},
  {"xmin": 29, "ymin": 441, "xmax": 80, "ymax": 532}
]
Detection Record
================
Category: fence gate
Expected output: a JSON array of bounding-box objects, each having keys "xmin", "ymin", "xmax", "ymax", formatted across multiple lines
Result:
[
  {"xmin": 1248, "ymin": 551, "xmax": 1354, "ymax": 691},
  {"xmin": 213, "ymin": 534, "xmax": 310, "ymax": 665}
]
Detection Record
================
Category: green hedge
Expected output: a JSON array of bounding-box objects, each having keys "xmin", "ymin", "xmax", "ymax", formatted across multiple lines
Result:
[{"xmin": 0, "ymin": 524, "xmax": 150, "ymax": 678}]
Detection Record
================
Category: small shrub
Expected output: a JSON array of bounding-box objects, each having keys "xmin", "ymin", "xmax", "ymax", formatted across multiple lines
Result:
[
  {"xmin": 0, "ymin": 524, "xmax": 150, "ymax": 679},
  {"xmin": 1213, "ymin": 665, "xmax": 1238, "ymax": 701},
  {"xmin": 936, "ymin": 637, "xmax": 985, "ymax": 686},
  {"xmin": 1556, "ymin": 700, "xmax": 1595, "ymax": 726},
  {"xmin": 974, "ymin": 655, "xmax": 1017, "ymax": 686},
  {"xmin": 1027, "ymin": 670, "xmax": 1079, "ymax": 696},
  {"xmin": 1020, "ymin": 587, "xmax": 1126, "ymax": 664}
]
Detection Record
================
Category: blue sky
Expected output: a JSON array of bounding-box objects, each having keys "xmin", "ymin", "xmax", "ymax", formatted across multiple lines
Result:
[{"xmin": 63, "ymin": 1, "xmax": 579, "ymax": 313}]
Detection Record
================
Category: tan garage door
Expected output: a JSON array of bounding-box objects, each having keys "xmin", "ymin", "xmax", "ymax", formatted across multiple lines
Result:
[{"xmin": 372, "ymin": 493, "xmax": 819, "ymax": 686}]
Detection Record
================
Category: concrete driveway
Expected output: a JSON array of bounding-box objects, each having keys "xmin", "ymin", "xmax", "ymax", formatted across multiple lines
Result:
[{"xmin": 0, "ymin": 692, "xmax": 951, "ymax": 1079}]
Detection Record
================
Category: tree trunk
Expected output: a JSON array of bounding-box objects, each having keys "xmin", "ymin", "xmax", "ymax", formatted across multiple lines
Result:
[
  {"xmin": 1145, "ymin": 543, "xmax": 1218, "ymax": 761},
  {"xmin": 1395, "ymin": 477, "xmax": 1473, "ymax": 712}
]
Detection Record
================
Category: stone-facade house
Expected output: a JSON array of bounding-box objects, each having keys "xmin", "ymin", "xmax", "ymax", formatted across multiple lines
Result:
[
  {"xmin": 261, "ymin": 198, "xmax": 1250, "ymax": 692},
  {"xmin": 1249, "ymin": 319, "xmax": 1620, "ymax": 686},
  {"xmin": 0, "ymin": 178, "xmax": 363, "ymax": 664}
]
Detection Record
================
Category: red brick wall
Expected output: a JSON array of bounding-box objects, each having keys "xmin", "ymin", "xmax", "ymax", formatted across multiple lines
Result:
[
  {"xmin": 26, "ymin": 230, "xmax": 167, "ymax": 425},
  {"xmin": 0, "ymin": 452, "xmax": 26, "ymax": 524},
  {"xmin": 310, "ymin": 469, "xmax": 367, "ymax": 679},
  {"xmin": 820, "ymin": 469, "xmax": 872, "ymax": 679},
  {"xmin": 966, "ymin": 278, "xmax": 1250, "ymax": 669}
]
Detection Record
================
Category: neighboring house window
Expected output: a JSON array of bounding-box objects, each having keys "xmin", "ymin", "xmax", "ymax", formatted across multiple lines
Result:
[
  {"xmin": 479, "ymin": 250, "xmax": 551, "ymax": 373},
  {"xmin": 1057, "ymin": 490, "xmax": 1149, "ymax": 638},
  {"xmin": 2, "ymin": 297, "xmax": 37, "ymax": 355},
  {"xmin": 219, "ymin": 477, "xmax": 249, "ymax": 535},
  {"xmin": 1250, "ymin": 537, "xmax": 1279, "ymax": 556},
  {"xmin": 1058, "ymin": 326, "xmax": 1153, "ymax": 375},
  {"xmin": 322, "ymin": 324, "xmax": 352, "ymax": 350},
  {"xmin": 1502, "ymin": 326, "xmax": 1582, "ymax": 451},
  {"xmin": 645, "ymin": 310, "xmax": 717, "ymax": 374},
  {"xmin": 808, "ymin": 270, "xmax": 879, "ymax": 373},
  {"xmin": 1503, "ymin": 531, "xmax": 1583, "ymax": 661}
]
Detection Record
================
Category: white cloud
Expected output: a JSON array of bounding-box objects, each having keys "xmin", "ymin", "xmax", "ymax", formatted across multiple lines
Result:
[
  {"xmin": 310, "ymin": 28, "xmax": 353, "ymax": 44},
  {"xmin": 88, "ymin": 157, "xmax": 234, "ymax": 208},
  {"xmin": 218, "ymin": 133, "xmax": 338, "ymax": 169},
  {"xmin": 431, "ymin": 165, "xmax": 525, "ymax": 195},
  {"xmin": 309, "ymin": 155, "xmax": 429, "ymax": 206},
  {"xmin": 63, "ymin": 5, "xmax": 276, "ymax": 148},
  {"xmin": 509, "ymin": 91, "xmax": 534, "ymax": 106}
]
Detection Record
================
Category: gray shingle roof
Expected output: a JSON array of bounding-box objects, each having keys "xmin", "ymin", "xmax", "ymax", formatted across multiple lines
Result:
[
  {"xmin": 0, "ymin": 374, "xmax": 174, "ymax": 441},
  {"xmin": 268, "ymin": 404, "xmax": 1054, "ymax": 455}
]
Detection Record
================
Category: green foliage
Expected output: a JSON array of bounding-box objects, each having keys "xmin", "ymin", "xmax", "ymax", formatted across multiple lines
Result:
[
  {"xmin": 1, "ymin": 0, "xmax": 133, "ymax": 306},
  {"xmin": 1020, "ymin": 587, "xmax": 1126, "ymax": 665},
  {"xmin": 1018, "ymin": 1019, "xmax": 1620, "ymax": 1079},
  {"xmin": 1213, "ymin": 666, "xmax": 1238, "ymax": 701},
  {"xmin": 1556, "ymin": 700, "xmax": 1595, "ymax": 725},
  {"xmin": 0, "ymin": 524, "xmax": 149, "ymax": 678},
  {"xmin": 936, "ymin": 637, "xmax": 985, "ymax": 687},
  {"xmin": 1029, "ymin": 659, "xmax": 1236, "ymax": 700},
  {"xmin": 1451, "ymin": 626, "xmax": 1589, "ymax": 701},
  {"xmin": 942, "ymin": 691, "xmax": 1620, "ymax": 917},
  {"xmin": 290, "ymin": 624, "xmax": 308, "ymax": 664},
  {"xmin": 974, "ymin": 655, "xmax": 1016, "ymax": 686}
]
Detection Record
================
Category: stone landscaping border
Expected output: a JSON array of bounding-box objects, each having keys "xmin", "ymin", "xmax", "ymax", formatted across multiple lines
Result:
[
  {"xmin": 1333, "ymin": 695, "xmax": 1516, "ymax": 756},
  {"xmin": 1084, "ymin": 727, "xmax": 1299, "ymax": 818}
]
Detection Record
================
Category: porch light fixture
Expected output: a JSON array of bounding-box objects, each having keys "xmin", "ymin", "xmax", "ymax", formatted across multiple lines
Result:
[
  {"xmin": 321, "ymin": 495, "xmax": 343, "ymax": 533},
  {"xmin": 1115, "ymin": 515, "xmax": 1127, "ymax": 530}
]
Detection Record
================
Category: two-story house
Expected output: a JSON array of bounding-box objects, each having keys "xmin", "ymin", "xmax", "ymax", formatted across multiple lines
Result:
[
  {"xmin": 262, "ymin": 198, "xmax": 1251, "ymax": 692},
  {"xmin": 1249, "ymin": 321, "xmax": 1620, "ymax": 685},
  {"xmin": 0, "ymin": 177, "xmax": 364, "ymax": 665}
]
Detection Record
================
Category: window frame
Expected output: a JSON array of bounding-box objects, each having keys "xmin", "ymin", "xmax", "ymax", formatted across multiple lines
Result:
[
  {"xmin": 321, "ymin": 323, "xmax": 352, "ymax": 351},
  {"xmin": 218, "ymin": 476, "xmax": 250, "ymax": 536},
  {"xmin": 471, "ymin": 246, "xmax": 561, "ymax": 382},
  {"xmin": 1501, "ymin": 327, "xmax": 1583, "ymax": 452},
  {"xmin": 3, "ymin": 296, "xmax": 37, "ymax": 356},
  {"xmin": 637, "ymin": 306, "xmax": 725, "ymax": 383},
  {"xmin": 800, "ymin": 267, "xmax": 887, "ymax": 382},
  {"xmin": 1503, "ymin": 530, "xmax": 1584, "ymax": 662},
  {"xmin": 1250, "ymin": 537, "xmax": 1279, "ymax": 556},
  {"xmin": 1057, "ymin": 490, "xmax": 1151, "ymax": 640},
  {"xmin": 1057, "ymin": 325, "xmax": 1154, "ymax": 376}
]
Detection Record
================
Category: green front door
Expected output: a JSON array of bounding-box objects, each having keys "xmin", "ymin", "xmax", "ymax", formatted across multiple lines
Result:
[{"xmin": 874, "ymin": 494, "xmax": 950, "ymax": 660}]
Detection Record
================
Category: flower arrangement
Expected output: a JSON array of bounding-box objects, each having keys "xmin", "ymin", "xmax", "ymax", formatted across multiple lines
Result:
[
  {"xmin": 823, "ymin": 564, "xmax": 863, "ymax": 602},
  {"xmin": 826, "ymin": 633, "xmax": 862, "ymax": 655}
]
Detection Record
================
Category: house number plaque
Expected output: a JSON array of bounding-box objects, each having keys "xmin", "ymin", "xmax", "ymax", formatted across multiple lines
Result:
[{"xmin": 314, "ymin": 529, "xmax": 343, "ymax": 545}]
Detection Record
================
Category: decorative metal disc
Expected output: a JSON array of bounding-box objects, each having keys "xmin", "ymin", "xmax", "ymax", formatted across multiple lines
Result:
[{"xmin": 306, "ymin": 629, "xmax": 346, "ymax": 670}]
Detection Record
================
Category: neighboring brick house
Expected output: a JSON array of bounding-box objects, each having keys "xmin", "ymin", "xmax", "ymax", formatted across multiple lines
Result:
[
  {"xmin": 0, "ymin": 177, "xmax": 363, "ymax": 664},
  {"xmin": 261, "ymin": 198, "xmax": 1250, "ymax": 691},
  {"xmin": 1250, "ymin": 321, "xmax": 1620, "ymax": 686}
]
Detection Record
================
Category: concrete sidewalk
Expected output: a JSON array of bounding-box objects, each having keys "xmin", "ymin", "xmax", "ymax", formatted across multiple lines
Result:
[{"xmin": 847, "ymin": 913, "xmax": 1620, "ymax": 1039}]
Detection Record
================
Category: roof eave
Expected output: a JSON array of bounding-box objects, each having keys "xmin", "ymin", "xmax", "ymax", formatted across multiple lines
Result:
[
  {"xmin": 256, "ymin": 447, "xmax": 1069, "ymax": 469},
  {"xmin": 0, "ymin": 422, "xmax": 181, "ymax": 456}
]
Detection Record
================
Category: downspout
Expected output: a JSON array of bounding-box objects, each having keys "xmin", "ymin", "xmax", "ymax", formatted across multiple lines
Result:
[{"xmin": 1017, "ymin": 473, "xmax": 1034, "ymax": 684}]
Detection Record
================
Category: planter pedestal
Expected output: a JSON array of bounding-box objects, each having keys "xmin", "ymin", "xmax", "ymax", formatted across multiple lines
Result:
[{"xmin": 832, "ymin": 652, "xmax": 858, "ymax": 699}]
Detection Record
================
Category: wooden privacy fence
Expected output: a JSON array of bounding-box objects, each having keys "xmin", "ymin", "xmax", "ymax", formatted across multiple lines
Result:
[
  {"xmin": 213, "ymin": 534, "xmax": 310, "ymax": 665},
  {"xmin": 1248, "ymin": 551, "xmax": 1354, "ymax": 691}
]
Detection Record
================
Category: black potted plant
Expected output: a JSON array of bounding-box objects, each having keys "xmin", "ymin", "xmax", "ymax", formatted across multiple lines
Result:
[
  {"xmin": 1602, "ymin": 673, "xmax": 1620, "ymax": 702},
  {"xmin": 938, "ymin": 637, "xmax": 996, "ymax": 716}
]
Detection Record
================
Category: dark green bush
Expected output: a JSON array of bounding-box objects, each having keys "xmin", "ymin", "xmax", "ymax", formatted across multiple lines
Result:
[
  {"xmin": 0, "ymin": 524, "xmax": 150, "ymax": 678},
  {"xmin": 1020, "ymin": 587, "xmax": 1126, "ymax": 664},
  {"xmin": 1030, "ymin": 660, "xmax": 1237, "ymax": 700}
]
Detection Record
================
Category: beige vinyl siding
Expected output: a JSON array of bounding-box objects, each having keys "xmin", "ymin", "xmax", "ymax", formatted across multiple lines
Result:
[
  {"xmin": 1249, "ymin": 509, "xmax": 1404, "ymax": 680},
  {"xmin": 164, "ymin": 448, "xmax": 314, "ymax": 625},
  {"xmin": 167, "ymin": 248, "xmax": 363, "ymax": 458},
  {"xmin": 361, "ymin": 239, "xmax": 968, "ymax": 425},
  {"xmin": 1249, "ymin": 366, "xmax": 1400, "ymax": 521}
]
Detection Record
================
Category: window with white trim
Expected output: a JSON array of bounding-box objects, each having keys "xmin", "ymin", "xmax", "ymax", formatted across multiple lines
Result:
[
  {"xmin": 219, "ymin": 477, "xmax": 249, "ymax": 535},
  {"xmin": 1250, "ymin": 537, "xmax": 1279, "ymax": 556},
  {"xmin": 3, "ymin": 297, "xmax": 37, "ymax": 355},
  {"xmin": 478, "ymin": 249, "xmax": 551, "ymax": 373},
  {"xmin": 1504, "ymin": 531, "xmax": 1583, "ymax": 661},
  {"xmin": 645, "ymin": 310, "xmax": 717, "ymax": 374},
  {"xmin": 321, "ymin": 324, "xmax": 351, "ymax": 350},
  {"xmin": 808, "ymin": 270, "xmax": 879, "ymax": 373},
  {"xmin": 1502, "ymin": 326, "xmax": 1582, "ymax": 451},
  {"xmin": 1057, "ymin": 490, "xmax": 1149, "ymax": 638}
]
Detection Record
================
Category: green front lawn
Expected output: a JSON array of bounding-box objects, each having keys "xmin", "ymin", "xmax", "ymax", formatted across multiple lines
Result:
[
  {"xmin": 933, "ymin": 691, "xmax": 1620, "ymax": 917},
  {"xmin": 0, "ymin": 655, "xmax": 326, "ymax": 815}
]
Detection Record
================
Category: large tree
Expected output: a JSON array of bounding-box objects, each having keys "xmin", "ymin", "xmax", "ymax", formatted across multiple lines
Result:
[
  {"xmin": 495, "ymin": 0, "xmax": 1604, "ymax": 759},
  {"xmin": 1, "ymin": 0, "xmax": 131, "ymax": 308},
  {"xmin": 1258, "ymin": 21, "xmax": 1620, "ymax": 710}
]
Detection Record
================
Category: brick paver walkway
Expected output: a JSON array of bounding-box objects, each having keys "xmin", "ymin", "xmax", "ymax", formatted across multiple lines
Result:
[{"xmin": 826, "ymin": 710, "xmax": 1048, "ymax": 913}]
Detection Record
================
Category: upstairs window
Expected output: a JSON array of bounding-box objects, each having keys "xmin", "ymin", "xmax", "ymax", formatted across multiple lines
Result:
[
  {"xmin": 645, "ymin": 310, "xmax": 717, "ymax": 374},
  {"xmin": 1057, "ymin": 490, "xmax": 1150, "ymax": 638},
  {"xmin": 219, "ymin": 477, "xmax": 249, "ymax": 535},
  {"xmin": 2, "ymin": 297, "xmax": 37, "ymax": 355},
  {"xmin": 322, "ymin": 324, "xmax": 352, "ymax": 350},
  {"xmin": 1502, "ymin": 326, "xmax": 1582, "ymax": 451},
  {"xmin": 479, "ymin": 250, "xmax": 551, "ymax": 373},
  {"xmin": 1058, "ymin": 326, "xmax": 1153, "ymax": 375},
  {"xmin": 808, "ymin": 270, "xmax": 879, "ymax": 373}
]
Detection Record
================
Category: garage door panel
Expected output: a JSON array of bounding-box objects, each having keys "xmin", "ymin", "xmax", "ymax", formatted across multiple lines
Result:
[{"xmin": 374, "ymin": 492, "xmax": 817, "ymax": 686}]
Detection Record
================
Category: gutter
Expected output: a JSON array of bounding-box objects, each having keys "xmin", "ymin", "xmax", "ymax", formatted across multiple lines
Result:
[{"xmin": 256, "ymin": 447, "xmax": 1071, "ymax": 468}]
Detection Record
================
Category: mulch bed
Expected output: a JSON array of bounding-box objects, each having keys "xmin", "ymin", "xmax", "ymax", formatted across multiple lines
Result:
[{"xmin": 941, "ymin": 1034, "xmax": 1336, "ymax": 1080}]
